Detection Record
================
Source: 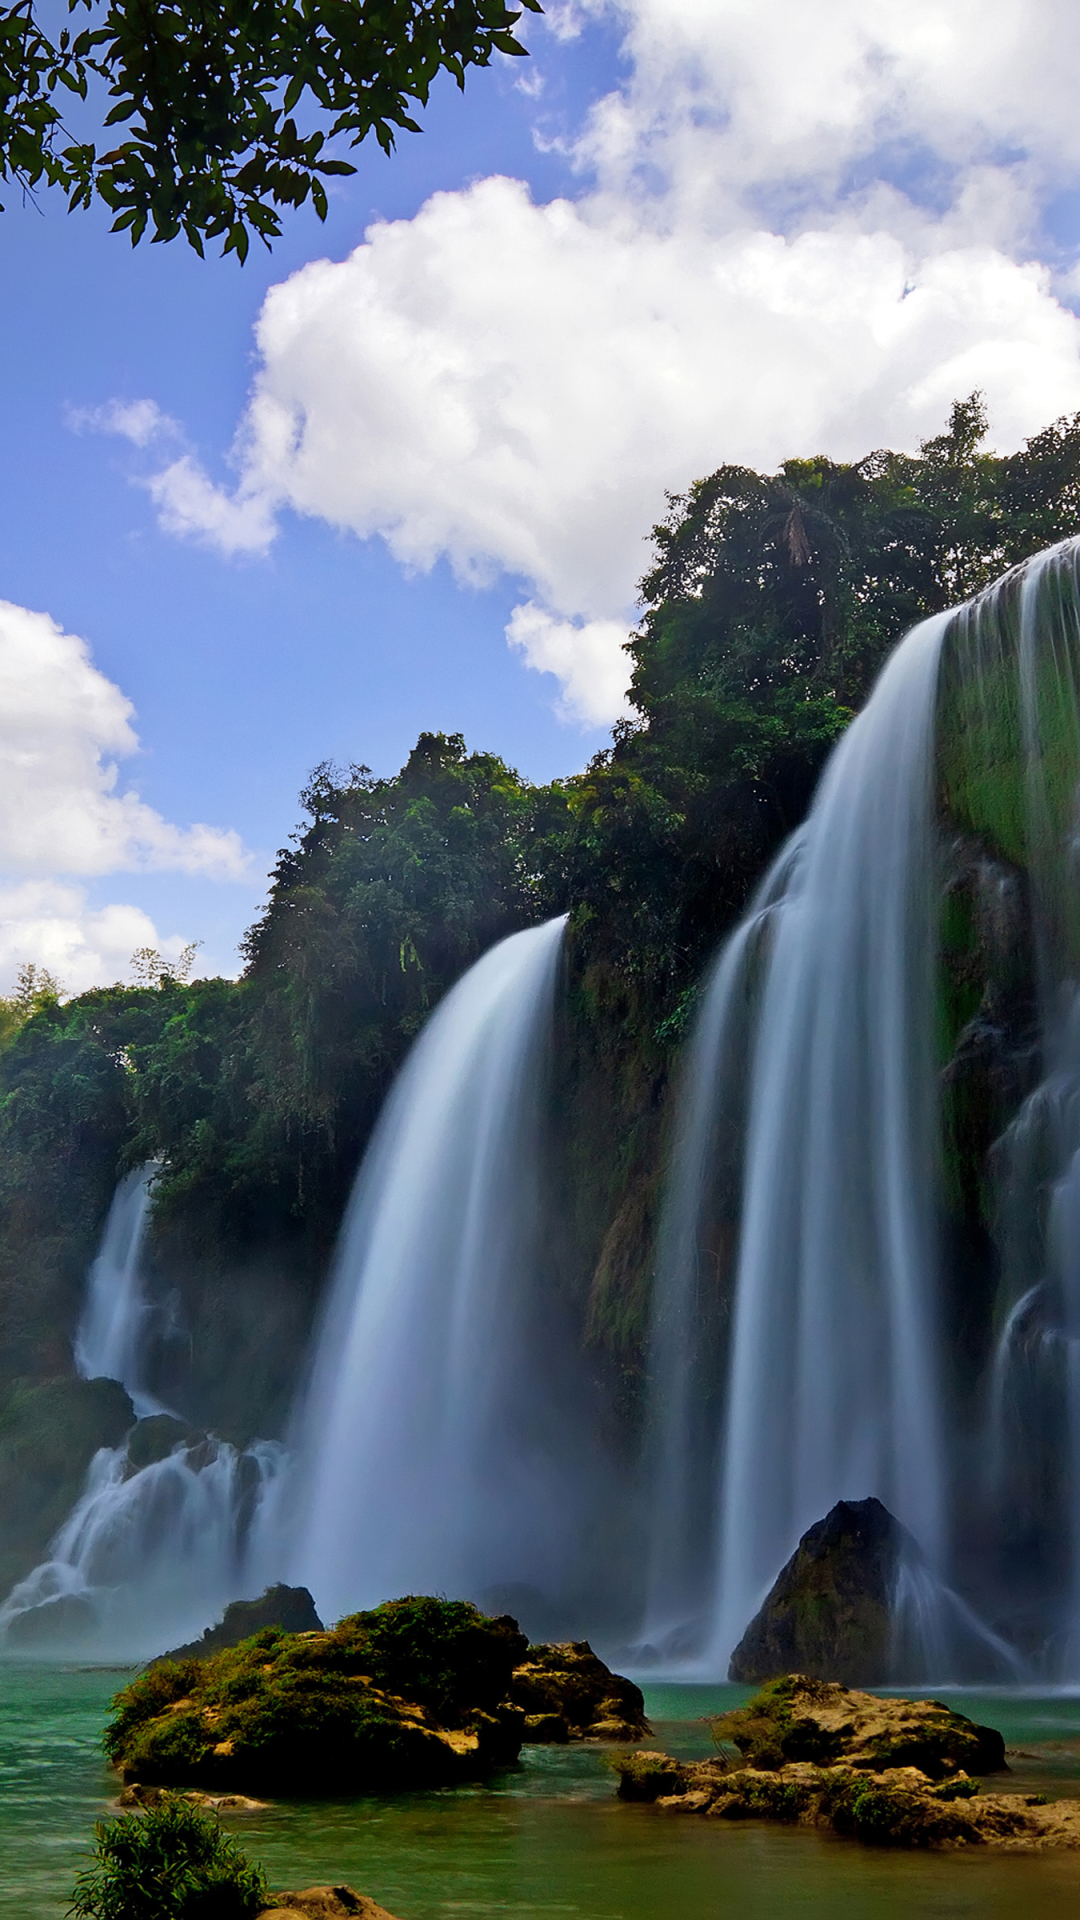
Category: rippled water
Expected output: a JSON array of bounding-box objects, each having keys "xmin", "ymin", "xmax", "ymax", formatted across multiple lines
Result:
[{"xmin": 6, "ymin": 1668, "xmax": 1080, "ymax": 1920}]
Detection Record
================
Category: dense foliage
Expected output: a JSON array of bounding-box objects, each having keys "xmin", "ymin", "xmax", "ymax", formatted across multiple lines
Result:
[
  {"xmin": 2, "ymin": 396, "xmax": 1080, "ymax": 1454},
  {"xmin": 1, "ymin": 0, "xmax": 540, "ymax": 257},
  {"xmin": 69, "ymin": 1796, "xmax": 268, "ymax": 1920}
]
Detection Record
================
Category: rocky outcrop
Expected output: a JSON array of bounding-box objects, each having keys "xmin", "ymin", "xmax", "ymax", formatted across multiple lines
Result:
[
  {"xmin": 609, "ymin": 1677, "xmax": 1080, "ymax": 1850},
  {"xmin": 728, "ymin": 1498, "xmax": 916, "ymax": 1684},
  {"xmin": 507, "ymin": 1640, "xmax": 649, "ymax": 1741},
  {"xmin": 258, "ymin": 1891, "xmax": 398, "ymax": 1920},
  {"xmin": 108, "ymin": 1596, "xmax": 530, "ymax": 1796},
  {"xmin": 155, "ymin": 1584, "xmax": 324, "ymax": 1664},
  {"xmin": 713, "ymin": 1675, "xmax": 1006, "ymax": 1777}
]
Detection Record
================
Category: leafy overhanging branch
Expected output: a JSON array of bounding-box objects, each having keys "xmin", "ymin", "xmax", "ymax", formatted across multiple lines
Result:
[{"xmin": 0, "ymin": 0, "xmax": 542, "ymax": 257}]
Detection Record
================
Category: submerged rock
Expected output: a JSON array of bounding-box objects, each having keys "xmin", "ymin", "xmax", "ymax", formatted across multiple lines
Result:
[
  {"xmin": 108, "ymin": 1596, "xmax": 530, "ymax": 1796},
  {"xmin": 728, "ymin": 1497, "xmax": 917, "ymax": 1684},
  {"xmin": 609, "ymin": 1677, "xmax": 1080, "ymax": 1850},
  {"xmin": 154, "ymin": 1584, "xmax": 324, "ymax": 1664},
  {"xmin": 507, "ymin": 1640, "xmax": 649, "ymax": 1741}
]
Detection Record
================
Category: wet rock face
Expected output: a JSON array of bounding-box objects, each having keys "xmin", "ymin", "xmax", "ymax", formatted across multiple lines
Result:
[
  {"xmin": 728, "ymin": 1498, "xmax": 915, "ymax": 1685},
  {"xmin": 155, "ymin": 1584, "xmax": 324, "ymax": 1665},
  {"xmin": 506, "ymin": 1641, "xmax": 650, "ymax": 1742}
]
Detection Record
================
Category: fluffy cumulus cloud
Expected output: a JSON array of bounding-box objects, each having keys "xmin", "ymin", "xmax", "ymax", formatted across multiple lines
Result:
[
  {"xmin": 0, "ymin": 600, "xmax": 249, "ymax": 993},
  {"xmin": 147, "ymin": 0, "xmax": 1080, "ymax": 723},
  {"xmin": 0, "ymin": 883, "xmax": 194, "ymax": 998}
]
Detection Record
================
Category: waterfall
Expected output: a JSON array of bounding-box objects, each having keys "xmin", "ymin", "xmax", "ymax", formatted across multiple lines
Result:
[
  {"xmin": 644, "ymin": 610, "xmax": 950, "ymax": 1672},
  {"xmin": 288, "ymin": 915, "xmax": 583, "ymax": 1624},
  {"xmin": 644, "ymin": 537, "xmax": 1080, "ymax": 1678},
  {"xmin": 1, "ymin": 1165, "xmax": 286, "ymax": 1657},
  {"xmin": 73, "ymin": 1165, "xmax": 165, "ymax": 1416},
  {"xmin": 0, "ymin": 1436, "xmax": 285, "ymax": 1660}
]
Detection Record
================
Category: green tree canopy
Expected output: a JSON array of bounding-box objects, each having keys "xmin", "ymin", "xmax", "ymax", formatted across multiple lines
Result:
[{"xmin": 1, "ymin": 0, "xmax": 541, "ymax": 257}]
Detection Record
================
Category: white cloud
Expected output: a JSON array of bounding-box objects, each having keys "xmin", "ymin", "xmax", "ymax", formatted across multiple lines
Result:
[
  {"xmin": 145, "ymin": 0, "xmax": 1080, "ymax": 724},
  {"xmin": 0, "ymin": 600, "xmax": 249, "ymax": 880},
  {"xmin": 68, "ymin": 398, "xmax": 179, "ymax": 447},
  {"xmin": 0, "ymin": 882, "xmax": 196, "ymax": 998},
  {"xmin": 507, "ymin": 603, "xmax": 631, "ymax": 725}
]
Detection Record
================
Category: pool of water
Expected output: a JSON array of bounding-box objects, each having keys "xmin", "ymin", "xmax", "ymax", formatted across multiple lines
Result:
[{"xmin": 6, "ymin": 1666, "xmax": 1080, "ymax": 1920}]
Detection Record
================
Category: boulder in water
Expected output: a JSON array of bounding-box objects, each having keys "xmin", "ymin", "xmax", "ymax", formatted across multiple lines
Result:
[
  {"xmin": 507, "ymin": 1641, "xmax": 649, "ymax": 1741},
  {"xmin": 109, "ymin": 1596, "xmax": 530, "ymax": 1796},
  {"xmin": 126, "ymin": 1414, "xmax": 201, "ymax": 1472},
  {"xmin": 728, "ymin": 1497, "xmax": 916, "ymax": 1684},
  {"xmin": 154, "ymin": 1583, "xmax": 324, "ymax": 1663},
  {"xmin": 3, "ymin": 1589, "xmax": 97, "ymax": 1647},
  {"xmin": 259, "ymin": 1892, "xmax": 398, "ymax": 1919},
  {"xmin": 712, "ymin": 1674, "xmax": 1006, "ymax": 1777}
]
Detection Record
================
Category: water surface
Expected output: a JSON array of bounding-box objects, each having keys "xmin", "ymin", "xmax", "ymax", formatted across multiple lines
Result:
[{"xmin": 6, "ymin": 1669, "xmax": 1080, "ymax": 1919}]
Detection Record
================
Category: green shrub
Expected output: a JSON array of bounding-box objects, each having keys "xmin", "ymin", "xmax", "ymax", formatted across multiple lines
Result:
[{"xmin": 68, "ymin": 1796, "xmax": 268, "ymax": 1919}]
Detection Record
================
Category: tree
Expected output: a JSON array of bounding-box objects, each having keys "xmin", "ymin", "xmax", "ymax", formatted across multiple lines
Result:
[{"xmin": 1, "ymin": 0, "xmax": 542, "ymax": 258}]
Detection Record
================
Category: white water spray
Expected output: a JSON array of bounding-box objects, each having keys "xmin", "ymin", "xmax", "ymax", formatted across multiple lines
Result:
[{"xmin": 289, "ymin": 916, "xmax": 581, "ymax": 1623}]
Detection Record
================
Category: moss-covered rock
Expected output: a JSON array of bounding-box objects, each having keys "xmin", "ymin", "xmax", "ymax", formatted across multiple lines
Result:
[
  {"xmin": 506, "ymin": 1640, "xmax": 649, "ymax": 1741},
  {"xmin": 107, "ymin": 1597, "xmax": 529, "ymax": 1796},
  {"xmin": 258, "ymin": 1892, "xmax": 397, "ymax": 1920},
  {"xmin": 711, "ymin": 1675, "xmax": 1006, "ymax": 1778},
  {"xmin": 728, "ymin": 1498, "xmax": 916, "ymax": 1685},
  {"xmin": 610, "ymin": 1685, "xmax": 1080, "ymax": 1850},
  {"xmin": 0, "ymin": 1374, "xmax": 133, "ymax": 1597}
]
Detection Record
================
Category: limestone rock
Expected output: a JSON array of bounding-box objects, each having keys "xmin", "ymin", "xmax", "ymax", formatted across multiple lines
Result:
[
  {"xmin": 507, "ymin": 1641, "xmax": 649, "ymax": 1741},
  {"xmin": 728, "ymin": 1497, "xmax": 918, "ymax": 1684},
  {"xmin": 259, "ymin": 1889, "xmax": 398, "ymax": 1919},
  {"xmin": 154, "ymin": 1583, "xmax": 324, "ymax": 1664},
  {"xmin": 712, "ymin": 1674, "xmax": 1006, "ymax": 1778},
  {"xmin": 609, "ymin": 1683, "xmax": 1080, "ymax": 1849}
]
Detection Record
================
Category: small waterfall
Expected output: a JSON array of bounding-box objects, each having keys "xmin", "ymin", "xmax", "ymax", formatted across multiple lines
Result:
[
  {"xmin": 0, "ymin": 1436, "xmax": 285, "ymax": 1660},
  {"xmin": 1, "ymin": 1165, "xmax": 287, "ymax": 1657},
  {"xmin": 73, "ymin": 1165, "xmax": 164, "ymax": 1416},
  {"xmin": 289, "ymin": 915, "xmax": 584, "ymax": 1624}
]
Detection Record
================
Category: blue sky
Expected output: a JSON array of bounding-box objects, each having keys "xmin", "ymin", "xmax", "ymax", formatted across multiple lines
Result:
[{"xmin": 3, "ymin": 0, "xmax": 1080, "ymax": 989}]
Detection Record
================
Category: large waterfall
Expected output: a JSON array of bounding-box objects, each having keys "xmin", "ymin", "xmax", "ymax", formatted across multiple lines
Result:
[
  {"xmin": 643, "ymin": 539, "xmax": 1080, "ymax": 1679},
  {"xmin": 288, "ymin": 915, "xmax": 585, "ymax": 1625}
]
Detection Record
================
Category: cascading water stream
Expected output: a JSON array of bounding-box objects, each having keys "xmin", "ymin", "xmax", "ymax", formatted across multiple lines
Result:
[
  {"xmin": 1, "ymin": 1166, "xmax": 285, "ymax": 1657},
  {"xmin": 287, "ymin": 915, "xmax": 586, "ymax": 1625},
  {"xmin": 644, "ymin": 536, "xmax": 1080, "ymax": 1679},
  {"xmin": 72, "ymin": 1164, "xmax": 165, "ymax": 1417}
]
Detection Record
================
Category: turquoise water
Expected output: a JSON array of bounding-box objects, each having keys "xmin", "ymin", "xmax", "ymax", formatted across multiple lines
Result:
[{"xmin": 6, "ymin": 1667, "xmax": 1080, "ymax": 1919}]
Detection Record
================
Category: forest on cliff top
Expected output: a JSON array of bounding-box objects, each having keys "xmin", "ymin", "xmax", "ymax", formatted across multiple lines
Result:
[{"xmin": 1, "ymin": 394, "xmax": 1078, "ymax": 1463}]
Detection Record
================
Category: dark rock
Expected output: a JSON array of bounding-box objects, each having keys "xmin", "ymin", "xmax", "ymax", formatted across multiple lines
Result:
[
  {"xmin": 126, "ymin": 1414, "xmax": 201, "ymax": 1472},
  {"xmin": 3, "ymin": 1590, "xmax": 97, "ymax": 1646},
  {"xmin": 729, "ymin": 1497, "xmax": 917, "ymax": 1684},
  {"xmin": 612, "ymin": 1750, "xmax": 689, "ymax": 1800},
  {"xmin": 507, "ymin": 1640, "xmax": 649, "ymax": 1741},
  {"xmin": 523, "ymin": 1711, "xmax": 569, "ymax": 1743},
  {"xmin": 154, "ymin": 1584, "xmax": 324, "ymax": 1664}
]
